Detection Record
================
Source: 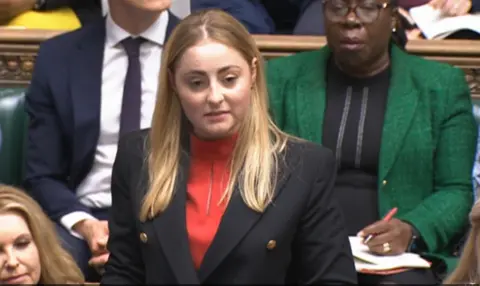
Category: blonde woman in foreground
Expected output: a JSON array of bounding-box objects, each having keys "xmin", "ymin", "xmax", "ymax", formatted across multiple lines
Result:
[
  {"xmin": 102, "ymin": 9, "xmax": 357, "ymax": 285},
  {"xmin": 0, "ymin": 184, "xmax": 84, "ymax": 285},
  {"xmin": 444, "ymin": 199, "xmax": 480, "ymax": 284}
]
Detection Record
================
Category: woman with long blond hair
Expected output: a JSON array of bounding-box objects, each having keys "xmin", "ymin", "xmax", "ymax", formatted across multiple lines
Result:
[
  {"xmin": 0, "ymin": 184, "xmax": 84, "ymax": 284},
  {"xmin": 102, "ymin": 9, "xmax": 357, "ymax": 285},
  {"xmin": 444, "ymin": 200, "xmax": 480, "ymax": 284}
]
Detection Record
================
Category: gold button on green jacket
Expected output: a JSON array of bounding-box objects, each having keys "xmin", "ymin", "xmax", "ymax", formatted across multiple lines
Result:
[{"xmin": 266, "ymin": 44, "xmax": 477, "ymax": 273}]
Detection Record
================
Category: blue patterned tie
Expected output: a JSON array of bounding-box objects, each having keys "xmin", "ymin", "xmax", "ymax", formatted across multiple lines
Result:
[{"xmin": 119, "ymin": 37, "xmax": 145, "ymax": 137}]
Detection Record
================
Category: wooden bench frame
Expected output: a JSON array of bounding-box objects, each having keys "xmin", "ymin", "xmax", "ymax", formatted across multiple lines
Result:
[{"xmin": 1, "ymin": 29, "xmax": 480, "ymax": 98}]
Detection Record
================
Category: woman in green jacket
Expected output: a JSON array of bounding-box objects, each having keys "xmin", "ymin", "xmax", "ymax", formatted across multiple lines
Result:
[{"xmin": 266, "ymin": 0, "xmax": 476, "ymax": 283}]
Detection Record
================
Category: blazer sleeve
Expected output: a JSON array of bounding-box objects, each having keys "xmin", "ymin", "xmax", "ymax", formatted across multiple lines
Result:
[
  {"xmin": 289, "ymin": 146, "xmax": 357, "ymax": 284},
  {"xmin": 102, "ymin": 136, "xmax": 144, "ymax": 284},
  {"xmin": 24, "ymin": 44, "xmax": 91, "ymax": 220},
  {"xmin": 399, "ymin": 68, "xmax": 477, "ymax": 253}
]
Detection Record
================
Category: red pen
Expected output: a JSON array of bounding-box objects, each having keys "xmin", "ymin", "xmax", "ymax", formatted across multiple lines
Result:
[{"xmin": 363, "ymin": 207, "xmax": 398, "ymax": 244}]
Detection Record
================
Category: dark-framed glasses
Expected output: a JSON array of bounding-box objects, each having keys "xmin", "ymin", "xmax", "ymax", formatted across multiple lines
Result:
[{"xmin": 323, "ymin": 0, "xmax": 390, "ymax": 24}]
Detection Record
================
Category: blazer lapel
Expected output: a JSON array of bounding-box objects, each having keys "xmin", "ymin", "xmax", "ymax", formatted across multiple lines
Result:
[
  {"xmin": 198, "ymin": 150, "xmax": 295, "ymax": 282},
  {"xmin": 150, "ymin": 149, "xmax": 200, "ymax": 284},
  {"xmin": 378, "ymin": 45, "xmax": 419, "ymax": 183},
  {"xmin": 70, "ymin": 18, "xmax": 105, "ymax": 182},
  {"xmin": 295, "ymin": 48, "xmax": 330, "ymax": 143}
]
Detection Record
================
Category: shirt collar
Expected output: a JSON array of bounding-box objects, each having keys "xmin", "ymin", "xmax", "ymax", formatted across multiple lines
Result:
[{"xmin": 105, "ymin": 10, "xmax": 169, "ymax": 48}]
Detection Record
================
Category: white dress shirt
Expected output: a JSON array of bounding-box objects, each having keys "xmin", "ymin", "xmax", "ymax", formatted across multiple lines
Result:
[
  {"xmin": 101, "ymin": 0, "xmax": 109, "ymax": 16},
  {"xmin": 60, "ymin": 11, "xmax": 169, "ymax": 239}
]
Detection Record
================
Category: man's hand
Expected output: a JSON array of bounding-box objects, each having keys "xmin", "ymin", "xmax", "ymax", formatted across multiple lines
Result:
[
  {"xmin": 406, "ymin": 28, "xmax": 424, "ymax": 40},
  {"xmin": 73, "ymin": 219, "xmax": 110, "ymax": 268},
  {"xmin": 429, "ymin": 0, "xmax": 471, "ymax": 16},
  {"xmin": 358, "ymin": 218, "xmax": 413, "ymax": 256},
  {"xmin": 89, "ymin": 252, "xmax": 109, "ymax": 275},
  {"xmin": 0, "ymin": 0, "xmax": 36, "ymax": 23}
]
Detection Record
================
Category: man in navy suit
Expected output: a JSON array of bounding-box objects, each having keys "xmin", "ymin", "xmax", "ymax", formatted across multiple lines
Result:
[{"xmin": 24, "ymin": 0, "xmax": 179, "ymax": 280}]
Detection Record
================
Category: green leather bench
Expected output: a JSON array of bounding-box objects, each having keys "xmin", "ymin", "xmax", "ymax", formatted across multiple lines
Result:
[{"xmin": 0, "ymin": 88, "xmax": 28, "ymax": 186}]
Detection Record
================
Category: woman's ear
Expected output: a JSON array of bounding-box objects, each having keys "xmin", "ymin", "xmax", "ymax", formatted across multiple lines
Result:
[{"xmin": 251, "ymin": 57, "xmax": 258, "ymax": 84}]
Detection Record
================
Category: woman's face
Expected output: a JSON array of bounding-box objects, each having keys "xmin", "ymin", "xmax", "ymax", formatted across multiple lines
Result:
[
  {"xmin": 0, "ymin": 212, "xmax": 41, "ymax": 285},
  {"xmin": 324, "ymin": 0, "xmax": 394, "ymax": 69},
  {"xmin": 173, "ymin": 39, "xmax": 255, "ymax": 140}
]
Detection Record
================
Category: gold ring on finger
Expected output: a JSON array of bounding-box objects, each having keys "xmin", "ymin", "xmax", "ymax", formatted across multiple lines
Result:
[{"xmin": 383, "ymin": 242, "xmax": 391, "ymax": 253}]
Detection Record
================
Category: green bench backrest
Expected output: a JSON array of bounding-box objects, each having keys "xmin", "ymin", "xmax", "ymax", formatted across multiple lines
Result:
[{"xmin": 0, "ymin": 88, "xmax": 28, "ymax": 186}]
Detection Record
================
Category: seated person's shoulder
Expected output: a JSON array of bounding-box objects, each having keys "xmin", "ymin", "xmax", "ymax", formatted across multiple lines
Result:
[
  {"xmin": 37, "ymin": 22, "xmax": 99, "ymax": 58},
  {"xmin": 40, "ymin": 29, "xmax": 80, "ymax": 51}
]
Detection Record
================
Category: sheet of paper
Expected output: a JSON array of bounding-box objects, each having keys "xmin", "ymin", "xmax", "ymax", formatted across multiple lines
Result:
[
  {"xmin": 349, "ymin": 236, "xmax": 431, "ymax": 271},
  {"xmin": 409, "ymin": 5, "xmax": 480, "ymax": 39}
]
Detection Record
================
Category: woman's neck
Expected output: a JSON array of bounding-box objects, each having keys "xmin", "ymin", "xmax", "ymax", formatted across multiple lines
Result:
[
  {"xmin": 190, "ymin": 133, "xmax": 238, "ymax": 160},
  {"xmin": 335, "ymin": 51, "xmax": 390, "ymax": 78}
]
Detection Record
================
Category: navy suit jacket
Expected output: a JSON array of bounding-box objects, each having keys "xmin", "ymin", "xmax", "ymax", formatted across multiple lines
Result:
[
  {"xmin": 24, "ymin": 14, "xmax": 179, "ymax": 221},
  {"xmin": 472, "ymin": 0, "xmax": 480, "ymax": 13}
]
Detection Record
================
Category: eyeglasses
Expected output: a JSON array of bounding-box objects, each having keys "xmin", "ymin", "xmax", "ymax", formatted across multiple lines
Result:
[{"xmin": 323, "ymin": 0, "xmax": 390, "ymax": 24}]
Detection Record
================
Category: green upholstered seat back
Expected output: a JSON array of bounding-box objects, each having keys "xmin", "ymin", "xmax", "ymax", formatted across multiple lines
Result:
[{"xmin": 0, "ymin": 88, "xmax": 28, "ymax": 186}]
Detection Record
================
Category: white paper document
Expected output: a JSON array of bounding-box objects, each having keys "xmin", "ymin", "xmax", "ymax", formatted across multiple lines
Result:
[
  {"xmin": 349, "ymin": 236, "xmax": 431, "ymax": 271},
  {"xmin": 409, "ymin": 4, "xmax": 480, "ymax": 39}
]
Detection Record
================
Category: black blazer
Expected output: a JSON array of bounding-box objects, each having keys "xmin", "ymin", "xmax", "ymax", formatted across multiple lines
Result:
[{"xmin": 102, "ymin": 129, "xmax": 357, "ymax": 284}]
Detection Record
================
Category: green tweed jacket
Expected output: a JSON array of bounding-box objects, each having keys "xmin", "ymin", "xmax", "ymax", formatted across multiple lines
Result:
[{"xmin": 266, "ymin": 45, "xmax": 477, "ymax": 272}]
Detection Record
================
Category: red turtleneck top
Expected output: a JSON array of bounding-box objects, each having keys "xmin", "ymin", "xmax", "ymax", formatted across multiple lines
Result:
[{"xmin": 186, "ymin": 133, "xmax": 237, "ymax": 270}]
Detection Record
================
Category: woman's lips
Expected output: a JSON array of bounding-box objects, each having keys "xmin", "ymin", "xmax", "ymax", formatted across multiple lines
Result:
[{"xmin": 339, "ymin": 38, "xmax": 365, "ymax": 50}]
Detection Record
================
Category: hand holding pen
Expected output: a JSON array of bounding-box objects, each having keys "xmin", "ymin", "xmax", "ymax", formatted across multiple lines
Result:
[
  {"xmin": 363, "ymin": 207, "xmax": 398, "ymax": 244},
  {"xmin": 357, "ymin": 207, "xmax": 414, "ymax": 256}
]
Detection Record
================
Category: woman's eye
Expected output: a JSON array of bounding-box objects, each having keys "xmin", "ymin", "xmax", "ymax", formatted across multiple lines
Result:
[
  {"xmin": 189, "ymin": 79, "xmax": 204, "ymax": 88},
  {"xmin": 223, "ymin": 76, "xmax": 238, "ymax": 85},
  {"xmin": 15, "ymin": 240, "xmax": 30, "ymax": 249}
]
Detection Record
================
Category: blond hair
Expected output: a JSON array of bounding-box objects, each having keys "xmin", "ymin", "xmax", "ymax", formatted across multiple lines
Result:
[
  {"xmin": 0, "ymin": 185, "xmax": 84, "ymax": 284},
  {"xmin": 444, "ymin": 199, "xmax": 480, "ymax": 284},
  {"xmin": 140, "ymin": 9, "xmax": 291, "ymax": 221}
]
